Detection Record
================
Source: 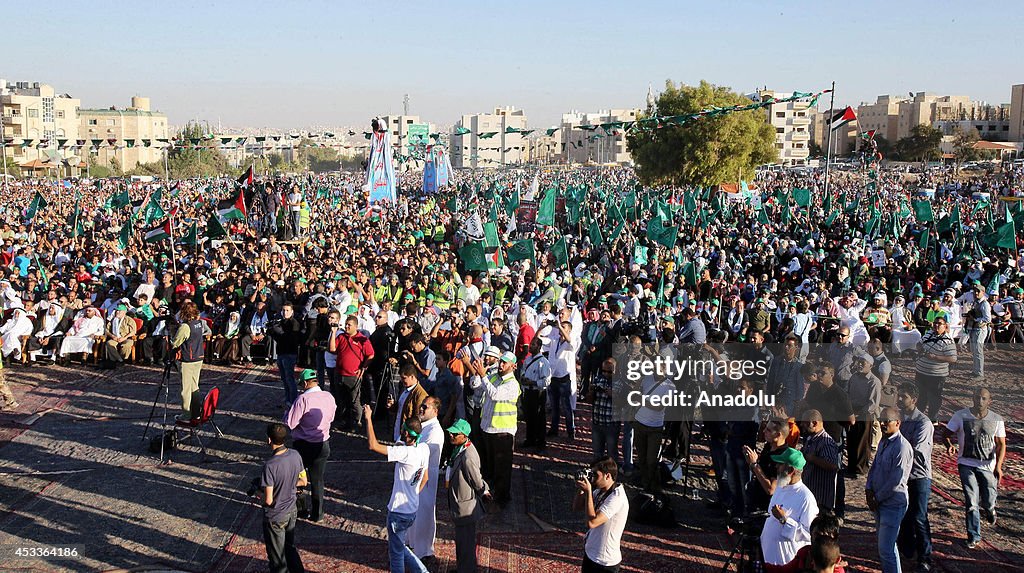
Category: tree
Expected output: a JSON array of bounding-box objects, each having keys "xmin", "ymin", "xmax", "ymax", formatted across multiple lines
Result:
[
  {"xmin": 86, "ymin": 155, "xmax": 113, "ymax": 178},
  {"xmin": 808, "ymin": 141, "xmax": 823, "ymax": 158},
  {"xmin": 627, "ymin": 80, "xmax": 777, "ymax": 186},
  {"xmin": 951, "ymin": 126, "xmax": 981, "ymax": 169},
  {"xmin": 873, "ymin": 135, "xmax": 892, "ymax": 159},
  {"xmin": 166, "ymin": 120, "xmax": 232, "ymax": 178},
  {"xmin": 2, "ymin": 155, "xmax": 21, "ymax": 179},
  {"xmin": 893, "ymin": 124, "xmax": 943, "ymax": 163},
  {"xmin": 301, "ymin": 140, "xmax": 341, "ymax": 174}
]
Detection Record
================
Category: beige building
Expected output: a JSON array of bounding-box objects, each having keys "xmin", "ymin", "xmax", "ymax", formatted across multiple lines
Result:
[
  {"xmin": 451, "ymin": 107, "xmax": 527, "ymax": 168},
  {"xmin": 1010, "ymin": 84, "xmax": 1024, "ymax": 143},
  {"xmin": 526, "ymin": 133, "xmax": 562, "ymax": 164},
  {"xmin": 80, "ymin": 97, "xmax": 170, "ymax": 171},
  {"xmin": 559, "ymin": 108, "xmax": 639, "ymax": 165},
  {"xmin": 810, "ymin": 111, "xmax": 857, "ymax": 157},
  {"xmin": 857, "ymin": 95, "xmax": 901, "ymax": 143},
  {"xmin": 754, "ymin": 91, "xmax": 813, "ymax": 165},
  {"xmin": 1, "ymin": 80, "xmax": 81, "ymax": 176},
  {"xmin": 377, "ymin": 115, "xmax": 436, "ymax": 170}
]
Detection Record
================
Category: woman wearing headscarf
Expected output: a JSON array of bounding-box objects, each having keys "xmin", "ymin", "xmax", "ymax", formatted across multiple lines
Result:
[{"xmin": 213, "ymin": 311, "xmax": 242, "ymax": 364}]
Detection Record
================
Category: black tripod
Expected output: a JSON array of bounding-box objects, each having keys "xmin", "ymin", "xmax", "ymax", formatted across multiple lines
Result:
[
  {"xmin": 720, "ymin": 532, "xmax": 761, "ymax": 573},
  {"xmin": 142, "ymin": 338, "xmax": 177, "ymax": 464}
]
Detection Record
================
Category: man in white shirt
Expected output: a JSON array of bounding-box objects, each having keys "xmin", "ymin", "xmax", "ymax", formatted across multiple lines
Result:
[
  {"xmin": 520, "ymin": 336, "xmax": 551, "ymax": 449},
  {"xmin": 942, "ymin": 387, "xmax": 1006, "ymax": 549},
  {"xmin": 574, "ymin": 457, "xmax": 629, "ymax": 573},
  {"xmin": 363, "ymin": 404, "xmax": 430, "ymax": 573},
  {"xmin": 760, "ymin": 448, "xmax": 819, "ymax": 566},
  {"xmin": 547, "ymin": 311, "xmax": 579, "ymax": 440},
  {"xmin": 409, "ymin": 397, "xmax": 445, "ymax": 565}
]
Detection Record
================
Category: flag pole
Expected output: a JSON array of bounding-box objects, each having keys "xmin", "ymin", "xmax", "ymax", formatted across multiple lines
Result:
[{"xmin": 824, "ymin": 81, "xmax": 836, "ymax": 202}]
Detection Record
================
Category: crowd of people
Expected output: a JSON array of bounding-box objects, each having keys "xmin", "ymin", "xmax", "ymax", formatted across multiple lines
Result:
[{"xmin": 0, "ymin": 159, "xmax": 1020, "ymax": 573}]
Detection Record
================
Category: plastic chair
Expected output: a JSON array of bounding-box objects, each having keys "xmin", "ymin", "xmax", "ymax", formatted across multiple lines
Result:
[
  {"xmin": 129, "ymin": 317, "xmax": 144, "ymax": 362},
  {"xmin": 174, "ymin": 387, "xmax": 224, "ymax": 459}
]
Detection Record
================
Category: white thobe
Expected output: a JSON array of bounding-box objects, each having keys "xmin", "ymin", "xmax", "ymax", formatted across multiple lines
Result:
[{"xmin": 409, "ymin": 417, "xmax": 445, "ymax": 558}]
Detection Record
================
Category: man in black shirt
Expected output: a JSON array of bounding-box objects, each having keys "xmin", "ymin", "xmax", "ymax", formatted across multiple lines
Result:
[{"xmin": 269, "ymin": 303, "xmax": 305, "ymax": 407}]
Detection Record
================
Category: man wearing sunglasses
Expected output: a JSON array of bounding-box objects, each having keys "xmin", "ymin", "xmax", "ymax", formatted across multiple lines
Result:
[{"xmin": 865, "ymin": 407, "xmax": 913, "ymax": 573}]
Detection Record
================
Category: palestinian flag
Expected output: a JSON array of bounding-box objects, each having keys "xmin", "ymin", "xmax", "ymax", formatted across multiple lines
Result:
[
  {"xmin": 859, "ymin": 129, "xmax": 876, "ymax": 140},
  {"xmin": 131, "ymin": 199, "xmax": 147, "ymax": 216},
  {"xmin": 217, "ymin": 188, "xmax": 247, "ymax": 221},
  {"xmin": 144, "ymin": 220, "xmax": 171, "ymax": 242},
  {"xmin": 236, "ymin": 165, "xmax": 253, "ymax": 188},
  {"xmin": 829, "ymin": 106, "xmax": 857, "ymax": 131}
]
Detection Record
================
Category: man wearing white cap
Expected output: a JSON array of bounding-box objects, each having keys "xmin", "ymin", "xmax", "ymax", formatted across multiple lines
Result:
[
  {"xmin": 478, "ymin": 351, "xmax": 520, "ymax": 507},
  {"xmin": 847, "ymin": 350, "xmax": 882, "ymax": 476}
]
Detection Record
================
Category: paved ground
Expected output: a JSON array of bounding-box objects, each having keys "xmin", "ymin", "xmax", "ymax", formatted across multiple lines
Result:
[{"xmin": 0, "ymin": 348, "xmax": 1022, "ymax": 572}]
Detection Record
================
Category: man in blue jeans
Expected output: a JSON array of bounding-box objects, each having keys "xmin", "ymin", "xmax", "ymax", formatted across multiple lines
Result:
[
  {"xmin": 259, "ymin": 423, "xmax": 307, "ymax": 573},
  {"xmin": 896, "ymin": 383, "xmax": 934, "ymax": 571},
  {"xmin": 942, "ymin": 387, "xmax": 1006, "ymax": 549},
  {"xmin": 546, "ymin": 315, "xmax": 578, "ymax": 440},
  {"xmin": 865, "ymin": 407, "xmax": 913, "ymax": 573},
  {"xmin": 269, "ymin": 303, "xmax": 304, "ymax": 407},
  {"xmin": 364, "ymin": 404, "xmax": 429, "ymax": 573}
]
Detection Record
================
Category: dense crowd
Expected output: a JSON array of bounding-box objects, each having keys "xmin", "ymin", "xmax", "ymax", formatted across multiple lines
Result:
[{"xmin": 0, "ymin": 160, "xmax": 1020, "ymax": 573}]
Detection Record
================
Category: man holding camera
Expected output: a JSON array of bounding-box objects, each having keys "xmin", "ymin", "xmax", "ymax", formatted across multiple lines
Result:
[
  {"xmin": 269, "ymin": 303, "xmax": 305, "ymax": 408},
  {"xmin": 258, "ymin": 422, "xmax": 307, "ymax": 573},
  {"xmin": 574, "ymin": 456, "xmax": 629, "ymax": 573},
  {"xmin": 169, "ymin": 301, "xmax": 208, "ymax": 422}
]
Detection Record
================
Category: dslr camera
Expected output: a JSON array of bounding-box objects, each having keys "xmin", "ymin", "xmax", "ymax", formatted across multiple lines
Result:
[{"xmin": 575, "ymin": 468, "xmax": 593, "ymax": 483}]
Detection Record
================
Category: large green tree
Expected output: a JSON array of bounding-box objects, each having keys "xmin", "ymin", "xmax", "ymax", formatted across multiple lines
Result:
[
  {"xmin": 166, "ymin": 120, "xmax": 233, "ymax": 178},
  {"xmin": 627, "ymin": 80, "xmax": 777, "ymax": 186},
  {"xmin": 893, "ymin": 124, "xmax": 943, "ymax": 163},
  {"xmin": 950, "ymin": 126, "xmax": 980, "ymax": 169}
]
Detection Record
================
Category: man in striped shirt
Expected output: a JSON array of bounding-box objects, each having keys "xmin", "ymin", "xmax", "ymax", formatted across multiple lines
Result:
[
  {"xmin": 914, "ymin": 317, "xmax": 957, "ymax": 420},
  {"xmin": 798, "ymin": 409, "xmax": 840, "ymax": 515}
]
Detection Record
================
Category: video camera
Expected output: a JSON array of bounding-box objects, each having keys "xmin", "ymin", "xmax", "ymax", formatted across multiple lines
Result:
[{"xmin": 728, "ymin": 511, "xmax": 768, "ymax": 538}]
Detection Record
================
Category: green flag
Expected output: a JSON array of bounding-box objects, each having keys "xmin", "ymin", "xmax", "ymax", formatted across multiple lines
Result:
[
  {"xmin": 912, "ymin": 200, "xmax": 934, "ymax": 222},
  {"xmin": 459, "ymin": 241, "xmax": 488, "ymax": 271},
  {"xmin": 551, "ymin": 236, "xmax": 568, "ymax": 269},
  {"xmin": 919, "ymin": 228, "xmax": 930, "ymax": 250},
  {"xmin": 608, "ymin": 220, "xmax": 625, "ymax": 242},
  {"xmin": 633, "ymin": 244, "xmax": 648, "ymax": 265},
  {"xmin": 824, "ymin": 210, "xmax": 839, "ymax": 227},
  {"xmin": 681, "ymin": 262, "xmax": 698, "ymax": 288},
  {"xmin": 792, "ymin": 188, "xmax": 812, "ymax": 208},
  {"xmin": 118, "ymin": 218, "xmax": 132, "ymax": 250},
  {"xmin": 646, "ymin": 217, "xmax": 677, "ymax": 248},
  {"xmin": 26, "ymin": 191, "xmax": 48, "ymax": 221},
  {"xmin": 506, "ymin": 239, "xmax": 535, "ymax": 263},
  {"xmin": 33, "ymin": 255, "xmax": 48, "ymax": 290},
  {"xmin": 757, "ymin": 208, "xmax": 770, "ymax": 225},
  {"xmin": 537, "ymin": 187, "xmax": 556, "ymax": 227},
  {"xmin": 67, "ymin": 199, "xmax": 83, "ymax": 238},
  {"xmin": 178, "ymin": 222, "xmax": 199, "ymax": 246},
  {"xmin": 506, "ymin": 186, "xmax": 520, "ymax": 217},
  {"xmin": 206, "ymin": 214, "xmax": 228, "ymax": 238},
  {"xmin": 109, "ymin": 188, "xmax": 130, "ymax": 210},
  {"xmin": 994, "ymin": 220, "xmax": 1017, "ymax": 250},
  {"xmin": 483, "ymin": 221, "xmax": 500, "ymax": 249},
  {"xmin": 589, "ymin": 221, "xmax": 603, "ymax": 246}
]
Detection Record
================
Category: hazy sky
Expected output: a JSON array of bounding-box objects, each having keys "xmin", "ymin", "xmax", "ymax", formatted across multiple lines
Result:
[{"xmin": 3, "ymin": 1, "xmax": 1021, "ymax": 130}]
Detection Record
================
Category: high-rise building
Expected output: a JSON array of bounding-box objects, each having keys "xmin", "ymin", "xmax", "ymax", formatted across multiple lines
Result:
[
  {"xmin": 1010, "ymin": 84, "xmax": 1024, "ymax": 143},
  {"xmin": 451, "ymin": 107, "xmax": 527, "ymax": 169},
  {"xmin": 559, "ymin": 108, "xmax": 639, "ymax": 165},
  {"xmin": 1, "ymin": 80, "xmax": 81, "ymax": 176},
  {"xmin": 80, "ymin": 97, "xmax": 169, "ymax": 171},
  {"xmin": 755, "ymin": 90, "xmax": 814, "ymax": 165}
]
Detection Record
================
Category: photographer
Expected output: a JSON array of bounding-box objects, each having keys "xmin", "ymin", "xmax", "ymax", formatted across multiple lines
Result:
[
  {"xmin": 257, "ymin": 422, "xmax": 307, "ymax": 573},
  {"xmin": 269, "ymin": 303, "xmax": 305, "ymax": 408},
  {"xmin": 573, "ymin": 456, "xmax": 629, "ymax": 573},
  {"xmin": 169, "ymin": 301, "xmax": 209, "ymax": 422}
]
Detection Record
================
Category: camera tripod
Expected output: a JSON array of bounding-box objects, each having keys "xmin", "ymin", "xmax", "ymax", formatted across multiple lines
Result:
[
  {"xmin": 142, "ymin": 339, "xmax": 177, "ymax": 464},
  {"xmin": 720, "ymin": 531, "xmax": 762, "ymax": 573}
]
